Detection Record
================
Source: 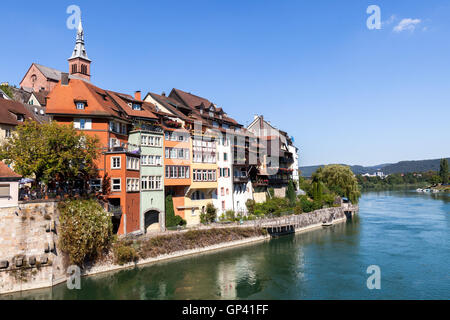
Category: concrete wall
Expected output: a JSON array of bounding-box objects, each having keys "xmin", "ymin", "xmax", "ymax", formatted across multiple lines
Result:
[{"xmin": 0, "ymin": 201, "xmax": 66, "ymax": 295}]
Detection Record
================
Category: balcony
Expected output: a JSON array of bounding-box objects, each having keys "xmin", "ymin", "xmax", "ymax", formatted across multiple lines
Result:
[{"xmin": 233, "ymin": 175, "xmax": 249, "ymax": 183}]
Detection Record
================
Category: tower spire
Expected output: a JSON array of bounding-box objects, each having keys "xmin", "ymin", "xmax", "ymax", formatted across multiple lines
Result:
[{"xmin": 68, "ymin": 16, "xmax": 92, "ymax": 81}]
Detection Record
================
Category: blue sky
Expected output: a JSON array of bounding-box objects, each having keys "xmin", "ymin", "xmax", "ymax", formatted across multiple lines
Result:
[{"xmin": 1, "ymin": 0, "xmax": 450, "ymax": 166}]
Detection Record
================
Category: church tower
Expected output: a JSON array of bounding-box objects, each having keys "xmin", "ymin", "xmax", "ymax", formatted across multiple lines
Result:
[{"xmin": 68, "ymin": 18, "xmax": 91, "ymax": 81}]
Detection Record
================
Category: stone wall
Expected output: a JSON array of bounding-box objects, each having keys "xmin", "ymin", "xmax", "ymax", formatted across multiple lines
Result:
[{"xmin": 0, "ymin": 201, "xmax": 66, "ymax": 295}]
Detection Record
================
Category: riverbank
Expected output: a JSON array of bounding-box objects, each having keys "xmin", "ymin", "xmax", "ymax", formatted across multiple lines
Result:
[{"xmin": 0, "ymin": 205, "xmax": 356, "ymax": 296}]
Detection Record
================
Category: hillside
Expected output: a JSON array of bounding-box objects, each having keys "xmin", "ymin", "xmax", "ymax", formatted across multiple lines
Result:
[{"xmin": 299, "ymin": 158, "xmax": 449, "ymax": 177}]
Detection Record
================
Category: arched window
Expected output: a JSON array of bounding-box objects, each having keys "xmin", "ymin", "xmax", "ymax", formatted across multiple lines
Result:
[
  {"xmin": 81, "ymin": 64, "xmax": 87, "ymax": 75},
  {"xmin": 72, "ymin": 64, "xmax": 77, "ymax": 74}
]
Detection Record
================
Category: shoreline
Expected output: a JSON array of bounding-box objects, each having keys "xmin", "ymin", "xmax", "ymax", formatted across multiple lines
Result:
[{"xmin": 0, "ymin": 206, "xmax": 355, "ymax": 296}]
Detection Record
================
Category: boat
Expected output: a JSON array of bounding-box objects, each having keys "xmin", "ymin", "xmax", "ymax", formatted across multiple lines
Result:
[
  {"xmin": 423, "ymin": 189, "xmax": 431, "ymax": 193},
  {"xmin": 322, "ymin": 221, "xmax": 333, "ymax": 227},
  {"xmin": 416, "ymin": 188, "xmax": 423, "ymax": 192}
]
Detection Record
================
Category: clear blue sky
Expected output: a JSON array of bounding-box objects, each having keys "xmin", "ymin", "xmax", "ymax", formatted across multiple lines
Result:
[{"xmin": 2, "ymin": 0, "xmax": 450, "ymax": 166}]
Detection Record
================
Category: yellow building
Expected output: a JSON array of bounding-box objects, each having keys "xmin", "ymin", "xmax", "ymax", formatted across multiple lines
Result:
[{"xmin": 184, "ymin": 131, "xmax": 218, "ymax": 225}]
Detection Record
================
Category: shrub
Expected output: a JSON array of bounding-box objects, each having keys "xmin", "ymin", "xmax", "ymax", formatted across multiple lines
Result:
[
  {"xmin": 225, "ymin": 210, "xmax": 235, "ymax": 221},
  {"xmin": 58, "ymin": 199, "xmax": 112, "ymax": 266},
  {"xmin": 245, "ymin": 199, "xmax": 256, "ymax": 214},
  {"xmin": 113, "ymin": 241, "xmax": 138, "ymax": 265}
]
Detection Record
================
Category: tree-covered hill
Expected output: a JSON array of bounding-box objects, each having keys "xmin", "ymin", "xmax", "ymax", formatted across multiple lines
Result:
[{"xmin": 300, "ymin": 158, "xmax": 450, "ymax": 177}]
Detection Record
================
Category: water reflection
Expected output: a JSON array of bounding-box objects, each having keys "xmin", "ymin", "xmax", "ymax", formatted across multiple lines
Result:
[{"xmin": 3, "ymin": 190, "xmax": 449, "ymax": 300}]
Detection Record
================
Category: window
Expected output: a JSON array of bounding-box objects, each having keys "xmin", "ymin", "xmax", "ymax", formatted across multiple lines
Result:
[
  {"xmin": 191, "ymin": 191, "xmax": 205, "ymax": 200},
  {"xmin": 5, "ymin": 129, "xmax": 11, "ymax": 138},
  {"xmin": 224, "ymin": 153, "xmax": 228, "ymax": 161},
  {"xmin": 89, "ymin": 179, "xmax": 102, "ymax": 192},
  {"xmin": 126, "ymin": 178, "xmax": 140, "ymax": 192},
  {"xmin": 191, "ymin": 208, "xmax": 196, "ymax": 216},
  {"xmin": 111, "ymin": 178, "xmax": 121, "ymax": 192},
  {"xmin": 221, "ymin": 187, "xmax": 225, "ymax": 196},
  {"xmin": 127, "ymin": 157, "xmax": 139, "ymax": 170},
  {"xmin": 222, "ymin": 201, "xmax": 225, "ymax": 211},
  {"xmin": 111, "ymin": 157, "xmax": 121, "ymax": 169},
  {"xmin": 141, "ymin": 176, "xmax": 162, "ymax": 190},
  {"xmin": 0, "ymin": 184, "xmax": 10, "ymax": 198},
  {"xmin": 142, "ymin": 135, "xmax": 162, "ymax": 146},
  {"xmin": 132, "ymin": 103, "xmax": 141, "ymax": 111},
  {"xmin": 76, "ymin": 102, "xmax": 85, "ymax": 110},
  {"xmin": 165, "ymin": 148, "xmax": 189, "ymax": 159},
  {"xmin": 165, "ymin": 166, "xmax": 190, "ymax": 179},
  {"xmin": 74, "ymin": 118, "xmax": 92, "ymax": 130},
  {"xmin": 193, "ymin": 169, "xmax": 217, "ymax": 182},
  {"xmin": 141, "ymin": 155, "xmax": 162, "ymax": 166}
]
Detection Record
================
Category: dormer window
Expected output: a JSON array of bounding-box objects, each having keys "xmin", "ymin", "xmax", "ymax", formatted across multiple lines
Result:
[
  {"xmin": 76, "ymin": 102, "xmax": 85, "ymax": 110},
  {"xmin": 17, "ymin": 114, "xmax": 25, "ymax": 122},
  {"xmin": 132, "ymin": 103, "xmax": 141, "ymax": 111},
  {"xmin": 209, "ymin": 111, "xmax": 214, "ymax": 117},
  {"xmin": 212, "ymin": 121, "xmax": 219, "ymax": 128}
]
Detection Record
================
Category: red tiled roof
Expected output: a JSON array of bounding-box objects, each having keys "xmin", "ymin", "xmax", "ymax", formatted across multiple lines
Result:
[
  {"xmin": 0, "ymin": 98, "xmax": 37, "ymax": 126},
  {"xmin": 0, "ymin": 161, "xmax": 21, "ymax": 179},
  {"xmin": 106, "ymin": 91, "xmax": 158, "ymax": 120}
]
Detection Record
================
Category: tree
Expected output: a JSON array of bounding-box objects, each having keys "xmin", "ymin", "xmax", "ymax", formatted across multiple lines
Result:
[
  {"xmin": 0, "ymin": 84, "xmax": 14, "ymax": 99},
  {"xmin": 320, "ymin": 165, "xmax": 361, "ymax": 204},
  {"xmin": 58, "ymin": 199, "xmax": 113, "ymax": 266},
  {"xmin": 0, "ymin": 121, "xmax": 99, "ymax": 187},
  {"xmin": 286, "ymin": 179, "xmax": 296, "ymax": 206},
  {"xmin": 439, "ymin": 158, "xmax": 449, "ymax": 184},
  {"xmin": 165, "ymin": 195, "xmax": 186, "ymax": 227},
  {"xmin": 201, "ymin": 203, "xmax": 217, "ymax": 224}
]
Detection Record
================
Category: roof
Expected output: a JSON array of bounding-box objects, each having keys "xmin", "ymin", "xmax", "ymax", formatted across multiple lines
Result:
[
  {"xmin": 0, "ymin": 161, "xmax": 21, "ymax": 180},
  {"xmin": 169, "ymin": 88, "xmax": 239, "ymax": 125},
  {"xmin": 0, "ymin": 98, "xmax": 37, "ymax": 126},
  {"xmin": 46, "ymin": 79, "xmax": 158, "ymax": 122},
  {"xmin": 31, "ymin": 91, "xmax": 49, "ymax": 106},
  {"xmin": 46, "ymin": 79, "xmax": 126, "ymax": 119},
  {"xmin": 106, "ymin": 91, "xmax": 158, "ymax": 120},
  {"xmin": 21, "ymin": 63, "xmax": 91, "ymax": 85}
]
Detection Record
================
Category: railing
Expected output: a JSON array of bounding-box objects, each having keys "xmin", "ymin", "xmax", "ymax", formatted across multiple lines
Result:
[{"xmin": 19, "ymin": 188, "xmax": 91, "ymax": 202}]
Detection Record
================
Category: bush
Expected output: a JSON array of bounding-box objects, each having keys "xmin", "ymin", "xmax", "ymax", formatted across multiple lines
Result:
[
  {"xmin": 58, "ymin": 199, "xmax": 113, "ymax": 266},
  {"xmin": 113, "ymin": 241, "xmax": 138, "ymax": 265},
  {"xmin": 225, "ymin": 210, "xmax": 235, "ymax": 221}
]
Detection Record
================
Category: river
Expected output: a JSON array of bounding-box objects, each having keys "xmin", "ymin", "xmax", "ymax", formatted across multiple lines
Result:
[{"xmin": 5, "ymin": 190, "xmax": 450, "ymax": 300}]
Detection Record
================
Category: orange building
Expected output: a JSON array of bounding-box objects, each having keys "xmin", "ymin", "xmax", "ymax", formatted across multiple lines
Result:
[{"xmin": 45, "ymin": 76, "xmax": 160, "ymax": 235}]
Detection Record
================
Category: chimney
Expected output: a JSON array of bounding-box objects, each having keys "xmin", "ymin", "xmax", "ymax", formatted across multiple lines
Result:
[
  {"xmin": 135, "ymin": 91, "xmax": 141, "ymax": 101},
  {"xmin": 161, "ymin": 91, "xmax": 166, "ymax": 97},
  {"xmin": 61, "ymin": 73, "xmax": 69, "ymax": 86}
]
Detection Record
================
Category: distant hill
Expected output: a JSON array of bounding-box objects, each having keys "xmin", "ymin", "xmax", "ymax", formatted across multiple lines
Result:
[{"xmin": 299, "ymin": 158, "xmax": 449, "ymax": 177}]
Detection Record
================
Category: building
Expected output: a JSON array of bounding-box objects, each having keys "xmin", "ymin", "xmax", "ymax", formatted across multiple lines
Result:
[
  {"xmin": 247, "ymin": 115, "xmax": 299, "ymax": 198},
  {"xmin": 0, "ymin": 161, "xmax": 21, "ymax": 208},
  {"xmin": 115, "ymin": 91, "xmax": 166, "ymax": 233},
  {"xmin": 0, "ymin": 98, "xmax": 37, "ymax": 145},
  {"xmin": 20, "ymin": 20, "xmax": 91, "ymax": 93}
]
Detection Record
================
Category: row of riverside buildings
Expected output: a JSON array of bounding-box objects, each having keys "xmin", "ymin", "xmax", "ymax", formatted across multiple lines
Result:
[{"xmin": 0, "ymin": 20, "xmax": 299, "ymax": 235}]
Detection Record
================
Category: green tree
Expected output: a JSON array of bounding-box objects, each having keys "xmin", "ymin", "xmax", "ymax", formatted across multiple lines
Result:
[
  {"xmin": 0, "ymin": 84, "xmax": 14, "ymax": 99},
  {"xmin": 286, "ymin": 179, "xmax": 296, "ymax": 206},
  {"xmin": 439, "ymin": 158, "xmax": 449, "ymax": 184},
  {"xmin": 165, "ymin": 195, "xmax": 186, "ymax": 227},
  {"xmin": 320, "ymin": 165, "xmax": 361, "ymax": 204},
  {"xmin": 0, "ymin": 121, "xmax": 99, "ymax": 187},
  {"xmin": 58, "ymin": 199, "xmax": 113, "ymax": 266}
]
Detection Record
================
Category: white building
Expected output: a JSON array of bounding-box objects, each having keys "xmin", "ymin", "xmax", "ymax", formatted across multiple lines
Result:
[
  {"xmin": 0, "ymin": 162, "xmax": 21, "ymax": 208},
  {"xmin": 214, "ymin": 133, "xmax": 234, "ymax": 215}
]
